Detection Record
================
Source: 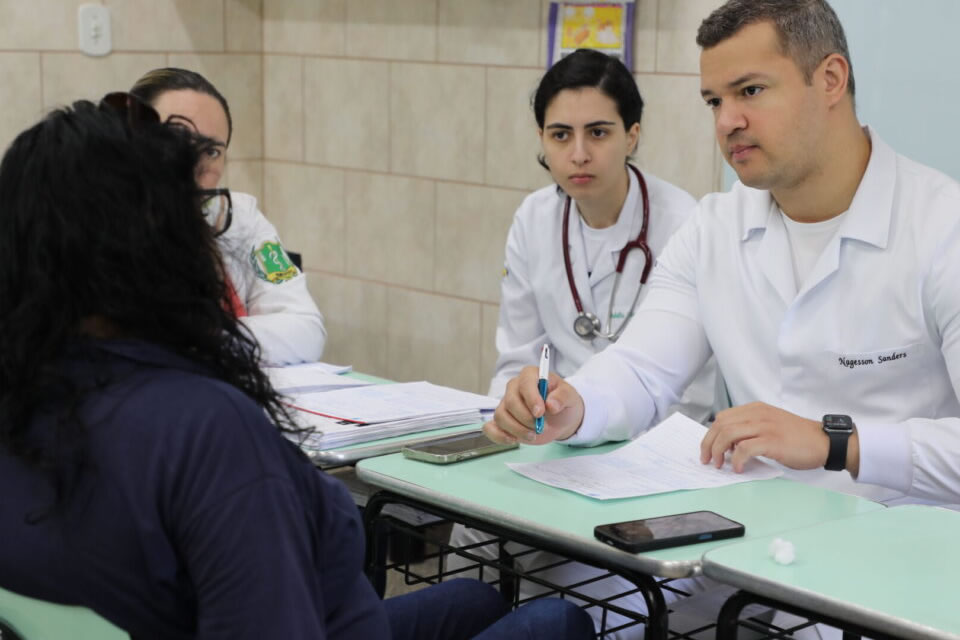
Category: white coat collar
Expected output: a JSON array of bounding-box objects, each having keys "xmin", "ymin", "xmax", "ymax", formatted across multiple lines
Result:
[
  {"xmin": 739, "ymin": 126, "xmax": 894, "ymax": 248},
  {"xmin": 570, "ymin": 165, "xmax": 644, "ymax": 285},
  {"xmin": 738, "ymin": 126, "xmax": 895, "ymax": 305}
]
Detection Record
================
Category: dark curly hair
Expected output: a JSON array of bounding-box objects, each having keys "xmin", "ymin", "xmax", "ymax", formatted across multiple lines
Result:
[{"xmin": 0, "ymin": 100, "xmax": 295, "ymax": 501}]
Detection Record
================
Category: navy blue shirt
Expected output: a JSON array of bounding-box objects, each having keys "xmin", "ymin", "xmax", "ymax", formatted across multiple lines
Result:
[{"xmin": 0, "ymin": 340, "xmax": 389, "ymax": 639}]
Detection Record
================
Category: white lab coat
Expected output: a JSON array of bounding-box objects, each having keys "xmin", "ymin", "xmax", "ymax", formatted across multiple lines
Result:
[
  {"xmin": 567, "ymin": 128, "xmax": 960, "ymax": 505},
  {"xmin": 218, "ymin": 191, "xmax": 326, "ymax": 366},
  {"xmin": 490, "ymin": 167, "xmax": 717, "ymax": 422}
]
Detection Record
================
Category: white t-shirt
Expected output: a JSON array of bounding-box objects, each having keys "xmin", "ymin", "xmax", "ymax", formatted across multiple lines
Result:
[
  {"xmin": 781, "ymin": 209, "xmax": 846, "ymax": 290},
  {"xmin": 579, "ymin": 217, "xmax": 623, "ymax": 277}
]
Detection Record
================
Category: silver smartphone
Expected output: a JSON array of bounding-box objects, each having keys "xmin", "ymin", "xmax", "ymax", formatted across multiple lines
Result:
[{"xmin": 401, "ymin": 432, "xmax": 518, "ymax": 464}]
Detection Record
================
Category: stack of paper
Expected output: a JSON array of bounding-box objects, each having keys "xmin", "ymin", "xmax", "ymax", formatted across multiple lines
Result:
[
  {"xmin": 264, "ymin": 362, "xmax": 369, "ymax": 394},
  {"xmin": 288, "ymin": 381, "xmax": 498, "ymax": 449}
]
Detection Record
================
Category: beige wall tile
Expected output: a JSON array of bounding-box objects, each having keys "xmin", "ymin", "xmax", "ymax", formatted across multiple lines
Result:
[
  {"xmin": 226, "ymin": 0, "xmax": 262, "ymax": 52},
  {"xmin": 386, "ymin": 288, "xmax": 482, "ymax": 392},
  {"xmin": 435, "ymin": 183, "xmax": 524, "ymax": 304},
  {"xmin": 304, "ymin": 58, "xmax": 388, "ymax": 171},
  {"xmin": 224, "ymin": 159, "xmax": 263, "ymax": 202},
  {"xmin": 632, "ymin": 0, "xmax": 659, "ymax": 72},
  {"xmin": 0, "ymin": 53, "xmax": 42, "ymax": 155},
  {"xmin": 485, "ymin": 66, "xmax": 551, "ymax": 192},
  {"xmin": 168, "ymin": 53, "xmax": 262, "ymax": 160},
  {"xmin": 42, "ymin": 53, "xmax": 167, "ymax": 108},
  {"xmin": 480, "ymin": 303, "xmax": 500, "ymax": 394},
  {"xmin": 0, "ymin": 0, "xmax": 86, "ymax": 50},
  {"xmin": 263, "ymin": 0, "xmax": 345, "ymax": 55},
  {"xmin": 537, "ymin": 0, "xmax": 548, "ymax": 68},
  {"xmin": 390, "ymin": 62, "xmax": 484, "ymax": 182},
  {"xmin": 307, "ymin": 274, "xmax": 388, "ymax": 375},
  {"xmin": 635, "ymin": 73, "xmax": 718, "ymax": 198},
  {"xmin": 264, "ymin": 55, "xmax": 303, "ymax": 161},
  {"xmin": 656, "ymin": 0, "xmax": 723, "ymax": 74},
  {"xmin": 438, "ymin": 0, "xmax": 540, "ymax": 66},
  {"xmin": 263, "ymin": 162, "xmax": 345, "ymax": 273},
  {"xmin": 104, "ymin": 0, "xmax": 224, "ymax": 52},
  {"xmin": 346, "ymin": 0, "xmax": 436, "ymax": 61},
  {"xmin": 344, "ymin": 172, "xmax": 434, "ymax": 289}
]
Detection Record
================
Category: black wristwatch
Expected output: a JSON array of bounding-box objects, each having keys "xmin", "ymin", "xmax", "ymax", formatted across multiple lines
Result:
[{"xmin": 822, "ymin": 414, "xmax": 854, "ymax": 471}]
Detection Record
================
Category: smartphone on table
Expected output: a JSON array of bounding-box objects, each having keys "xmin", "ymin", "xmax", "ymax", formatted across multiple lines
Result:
[
  {"xmin": 594, "ymin": 510, "xmax": 744, "ymax": 553},
  {"xmin": 402, "ymin": 432, "xmax": 518, "ymax": 464}
]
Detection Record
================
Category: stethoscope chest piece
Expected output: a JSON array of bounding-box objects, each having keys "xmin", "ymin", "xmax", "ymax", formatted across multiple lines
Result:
[
  {"xmin": 562, "ymin": 165, "xmax": 652, "ymax": 344},
  {"xmin": 573, "ymin": 312, "xmax": 602, "ymax": 339}
]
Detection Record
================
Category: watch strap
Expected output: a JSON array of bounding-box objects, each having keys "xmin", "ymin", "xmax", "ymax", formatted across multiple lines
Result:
[
  {"xmin": 824, "ymin": 429, "xmax": 849, "ymax": 471},
  {"xmin": 822, "ymin": 414, "xmax": 853, "ymax": 471}
]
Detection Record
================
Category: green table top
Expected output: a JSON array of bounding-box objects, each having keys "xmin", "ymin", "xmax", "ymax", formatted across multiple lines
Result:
[
  {"xmin": 701, "ymin": 504, "xmax": 960, "ymax": 639},
  {"xmin": 356, "ymin": 442, "xmax": 882, "ymax": 578}
]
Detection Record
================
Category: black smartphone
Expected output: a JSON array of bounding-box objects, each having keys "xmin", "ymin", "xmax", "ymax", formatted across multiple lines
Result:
[
  {"xmin": 594, "ymin": 510, "xmax": 744, "ymax": 553},
  {"xmin": 401, "ymin": 432, "xmax": 518, "ymax": 464}
]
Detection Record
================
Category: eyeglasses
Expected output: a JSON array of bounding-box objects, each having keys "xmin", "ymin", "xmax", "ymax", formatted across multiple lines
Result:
[
  {"xmin": 198, "ymin": 188, "xmax": 233, "ymax": 237},
  {"xmin": 98, "ymin": 91, "xmax": 161, "ymax": 128}
]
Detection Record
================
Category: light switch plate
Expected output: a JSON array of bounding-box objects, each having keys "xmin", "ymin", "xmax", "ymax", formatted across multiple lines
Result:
[{"xmin": 78, "ymin": 4, "xmax": 111, "ymax": 57}]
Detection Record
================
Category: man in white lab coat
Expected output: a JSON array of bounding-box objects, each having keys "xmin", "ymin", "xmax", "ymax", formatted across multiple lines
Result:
[{"xmin": 488, "ymin": 0, "xmax": 960, "ymax": 507}]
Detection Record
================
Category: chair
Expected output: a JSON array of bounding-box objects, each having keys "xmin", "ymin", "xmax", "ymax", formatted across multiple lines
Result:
[
  {"xmin": 0, "ymin": 585, "xmax": 128, "ymax": 640},
  {"xmin": 287, "ymin": 250, "xmax": 303, "ymax": 270}
]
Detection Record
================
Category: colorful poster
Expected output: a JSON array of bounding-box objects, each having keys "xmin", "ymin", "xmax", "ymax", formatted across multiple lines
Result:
[{"xmin": 547, "ymin": 2, "xmax": 635, "ymax": 69}]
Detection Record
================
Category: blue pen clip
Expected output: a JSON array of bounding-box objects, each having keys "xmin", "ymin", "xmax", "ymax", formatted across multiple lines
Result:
[{"xmin": 535, "ymin": 344, "xmax": 550, "ymax": 434}]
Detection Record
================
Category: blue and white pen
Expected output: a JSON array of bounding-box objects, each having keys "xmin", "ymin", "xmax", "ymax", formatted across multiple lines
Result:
[{"xmin": 535, "ymin": 344, "xmax": 550, "ymax": 434}]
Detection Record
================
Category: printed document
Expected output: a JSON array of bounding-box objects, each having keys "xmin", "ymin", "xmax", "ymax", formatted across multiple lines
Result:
[{"xmin": 507, "ymin": 413, "xmax": 782, "ymax": 500}]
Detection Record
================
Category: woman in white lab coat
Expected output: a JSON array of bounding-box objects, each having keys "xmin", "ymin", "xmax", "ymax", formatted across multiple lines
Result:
[
  {"xmin": 487, "ymin": 49, "xmax": 714, "ymax": 419},
  {"xmin": 453, "ymin": 49, "xmax": 714, "ymax": 639},
  {"xmin": 130, "ymin": 68, "xmax": 326, "ymax": 366}
]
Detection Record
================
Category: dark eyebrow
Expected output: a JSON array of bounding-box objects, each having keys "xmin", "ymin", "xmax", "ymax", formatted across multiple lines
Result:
[
  {"xmin": 544, "ymin": 120, "xmax": 617, "ymax": 130},
  {"xmin": 701, "ymin": 72, "xmax": 770, "ymax": 97}
]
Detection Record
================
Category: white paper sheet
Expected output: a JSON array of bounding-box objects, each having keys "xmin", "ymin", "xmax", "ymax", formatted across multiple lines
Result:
[
  {"xmin": 507, "ymin": 413, "xmax": 782, "ymax": 500},
  {"xmin": 264, "ymin": 365, "xmax": 368, "ymax": 394},
  {"xmin": 289, "ymin": 381, "xmax": 497, "ymax": 424}
]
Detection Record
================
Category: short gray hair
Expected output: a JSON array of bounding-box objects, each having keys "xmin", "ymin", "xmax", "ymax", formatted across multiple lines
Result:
[{"xmin": 696, "ymin": 0, "xmax": 855, "ymax": 96}]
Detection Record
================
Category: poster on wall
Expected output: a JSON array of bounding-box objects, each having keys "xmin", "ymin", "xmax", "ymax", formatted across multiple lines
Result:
[{"xmin": 546, "ymin": 2, "xmax": 635, "ymax": 70}]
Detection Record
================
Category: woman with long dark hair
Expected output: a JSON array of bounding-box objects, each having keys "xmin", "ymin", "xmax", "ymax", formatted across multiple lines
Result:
[{"xmin": 0, "ymin": 99, "xmax": 593, "ymax": 639}]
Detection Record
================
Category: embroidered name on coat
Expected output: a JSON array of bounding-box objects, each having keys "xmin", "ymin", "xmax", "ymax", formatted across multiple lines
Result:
[{"xmin": 838, "ymin": 351, "xmax": 907, "ymax": 369}]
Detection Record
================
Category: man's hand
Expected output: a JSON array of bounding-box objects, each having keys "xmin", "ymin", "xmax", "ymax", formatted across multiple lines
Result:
[
  {"xmin": 483, "ymin": 367, "xmax": 584, "ymax": 445},
  {"xmin": 700, "ymin": 402, "xmax": 857, "ymax": 473}
]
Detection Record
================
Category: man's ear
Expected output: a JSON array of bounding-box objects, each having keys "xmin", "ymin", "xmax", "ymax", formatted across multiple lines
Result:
[{"xmin": 820, "ymin": 53, "xmax": 851, "ymax": 107}]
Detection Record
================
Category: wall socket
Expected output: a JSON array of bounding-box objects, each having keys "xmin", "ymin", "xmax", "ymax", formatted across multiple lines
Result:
[{"xmin": 78, "ymin": 4, "xmax": 111, "ymax": 57}]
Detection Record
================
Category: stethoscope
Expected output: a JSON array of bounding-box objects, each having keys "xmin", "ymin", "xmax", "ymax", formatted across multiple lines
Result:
[{"xmin": 562, "ymin": 164, "xmax": 651, "ymax": 342}]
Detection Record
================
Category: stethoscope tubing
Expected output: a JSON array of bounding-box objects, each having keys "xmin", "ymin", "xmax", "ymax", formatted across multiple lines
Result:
[{"xmin": 561, "ymin": 164, "xmax": 652, "ymax": 341}]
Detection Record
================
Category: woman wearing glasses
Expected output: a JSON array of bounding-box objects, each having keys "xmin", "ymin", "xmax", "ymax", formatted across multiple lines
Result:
[{"xmin": 130, "ymin": 68, "xmax": 326, "ymax": 366}]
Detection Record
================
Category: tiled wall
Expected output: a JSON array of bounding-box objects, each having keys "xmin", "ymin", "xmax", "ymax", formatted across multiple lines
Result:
[
  {"xmin": 1, "ymin": 0, "xmax": 723, "ymax": 394},
  {"xmin": 0, "ymin": 0, "xmax": 265, "ymax": 199}
]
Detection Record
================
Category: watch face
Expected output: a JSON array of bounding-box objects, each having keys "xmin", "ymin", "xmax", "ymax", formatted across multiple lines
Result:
[{"xmin": 823, "ymin": 414, "xmax": 854, "ymax": 433}]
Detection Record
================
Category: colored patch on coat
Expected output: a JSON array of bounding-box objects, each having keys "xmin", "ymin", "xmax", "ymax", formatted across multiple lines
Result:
[{"xmin": 251, "ymin": 240, "xmax": 299, "ymax": 284}]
